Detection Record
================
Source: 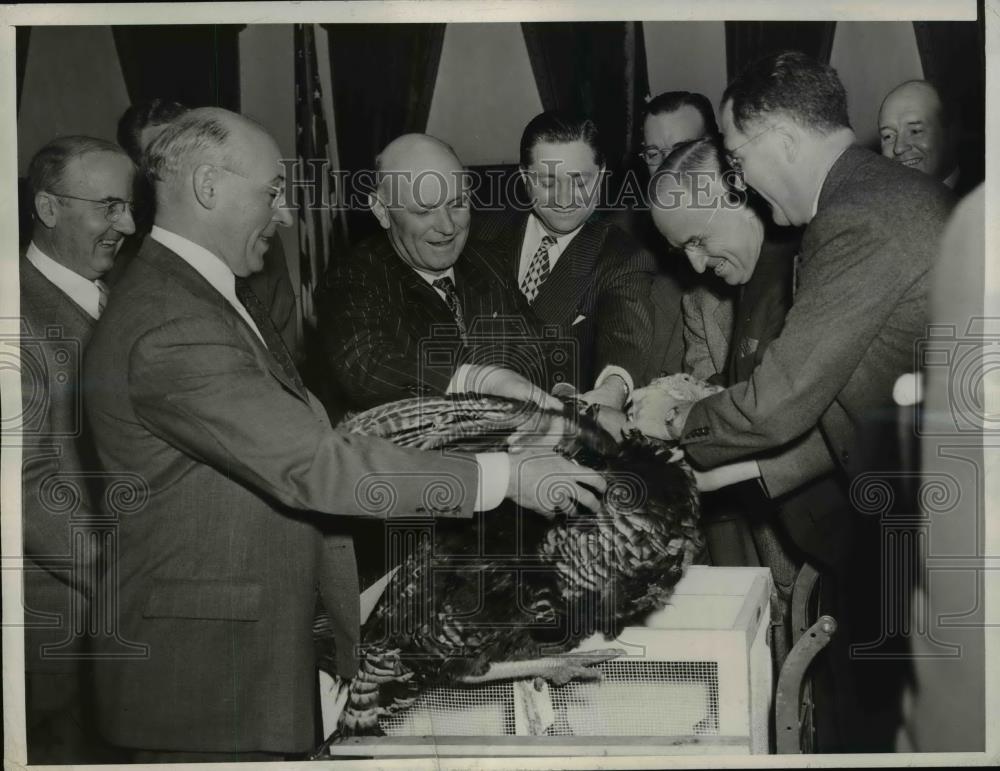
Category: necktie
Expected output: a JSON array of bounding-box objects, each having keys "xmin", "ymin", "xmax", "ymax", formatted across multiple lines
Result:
[
  {"xmin": 520, "ymin": 235, "xmax": 555, "ymax": 304},
  {"xmin": 234, "ymin": 277, "xmax": 305, "ymax": 394},
  {"xmin": 432, "ymin": 276, "xmax": 468, "ymax": 341},
  {"xmin": 95, "ymin": 279, "xmax": 109, "ymax": 317}
]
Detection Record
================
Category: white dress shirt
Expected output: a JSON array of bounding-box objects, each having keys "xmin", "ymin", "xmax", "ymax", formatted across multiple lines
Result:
[
  {"xmin": 516, "ymin": 213, "xmax": 583, "ymax": 287},
  {"xmin": 26, "ymin": 242, "xmax": 105, "ymax": 320}
]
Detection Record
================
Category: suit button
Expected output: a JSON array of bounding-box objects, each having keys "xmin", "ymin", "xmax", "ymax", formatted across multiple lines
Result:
[{"xmin": 840, "ymin": 450, "xmax": 850, "ymax": 464}]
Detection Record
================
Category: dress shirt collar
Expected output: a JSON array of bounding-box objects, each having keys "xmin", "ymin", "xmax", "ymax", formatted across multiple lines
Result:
[
  {"xmin": 150, "ymin": 225, "xmax": 265, "ymax": 343},
  {"xmin": 411, "ymin": 264, "xmax": 456, "ymax": 289},
  {"xmin": 943, "ymin": 167, "xmax": 960, "ymax": 190},
  {"xmin": 526, "ymin": 212, "xmax": 583, "ymax": 255},
  {"xmin": 26, "ymin": 241, "xmax": 104, "ymax": 320}
]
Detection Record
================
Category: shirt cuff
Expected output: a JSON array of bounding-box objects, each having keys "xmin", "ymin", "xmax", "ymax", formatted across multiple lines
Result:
[
  {"xmin": 593, "ymin": 365, "xmax": 633, "ymax": 397},
  {"xmin": 473, "ymin": 452, "xmax": 510, "ymax": 511},
  {"xmin": 447, "ymin": 363, "xmax": 476, "ymax": 394}
]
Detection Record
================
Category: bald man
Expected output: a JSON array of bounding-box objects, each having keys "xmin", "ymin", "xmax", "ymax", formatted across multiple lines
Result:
[
  {"xmin": 878, "ymin": 80, "xmax": 960, "ymax": 188},
  {"xmin": 83, "ymin": 112, "xmax": 602, "ymax": 760},
  {"xmin": 316, "ymin": 133, "xmax": 570, "ymax": 416}
]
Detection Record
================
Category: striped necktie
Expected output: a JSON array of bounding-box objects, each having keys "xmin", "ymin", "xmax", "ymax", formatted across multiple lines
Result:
[
  {"xmin": 520, "ymin": 235, "xmax": 556, "ymax": 304},
  {"xmin": 234, "ymin": 277, "xmax": 305, "ymax": 394},
  {"xmin": 95, "ymin": 279, "xmax": 109, "ymax": 317}
]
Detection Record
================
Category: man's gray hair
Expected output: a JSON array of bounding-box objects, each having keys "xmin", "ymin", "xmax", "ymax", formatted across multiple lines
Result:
[
  {"xmin": 143, "ymin": 113, "xmax": 234, "ymax": 186},
  {"xmin": 28, "ymin": 135, "xmax": 130, "ymax": 199}
]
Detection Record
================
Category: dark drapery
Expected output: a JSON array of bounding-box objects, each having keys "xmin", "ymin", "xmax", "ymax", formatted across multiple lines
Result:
[
  {"xmin": 724, "ymin": 21, "xmax": 837, "ymax": 81},
  {"xmin": 912, "ymin": 17, "xmax": 985, "ymax": 190},
  {"xmin": 322, "ymin": 23, "xmax": 445, "ymax": 245},
  {"xmin": 16, "ymin": 27, "xmax": 30, "ymax": 114},
  {"xmin": 111, "ymin": 25, "xmax": 243, "ymax": 110},
  {"xmin": 521, "ymin": 22, "xmax": 648, "ymax": 175}
]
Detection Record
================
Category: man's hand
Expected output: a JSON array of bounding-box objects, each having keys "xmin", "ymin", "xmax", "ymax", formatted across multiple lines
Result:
[
  {"xmin": 693, "ymin": 460, "xmax": 762, "ymax": 492},
  {"xmin": 505, "ymin": 450, "xmax": 606, "ymax": 519},
  {"xmin": 460, "ymin": 364, "xmax": 562, "ymax": 410},
  {"xmin": 580, "ymin": 376, "xmax": 628, "ymax": 410}
]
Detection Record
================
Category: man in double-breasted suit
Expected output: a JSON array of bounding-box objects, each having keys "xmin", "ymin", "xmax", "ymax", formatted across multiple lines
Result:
[
  {"xmin": 474, "ymin": 111, "xmax": 655, "ymax": 409},
  {"xmin": 20, "ymin": 136, "xmax": 137, "ymax": 764},
  {"xmin": 82, "ymin": 109, "xmax": 603, "ymax": 761},
  {"xmin": 317, "ymin": 134, "xmax": 570, "ymax": 417}
]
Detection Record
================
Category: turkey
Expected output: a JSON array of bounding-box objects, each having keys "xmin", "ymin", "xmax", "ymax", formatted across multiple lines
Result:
[{"xmin": 313, "ymin": 387, "xmax": 704, "ymax": 750}]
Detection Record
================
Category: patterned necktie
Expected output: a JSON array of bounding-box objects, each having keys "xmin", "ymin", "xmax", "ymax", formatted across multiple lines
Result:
[
  {"xmin": 95, "ymin": 279, "xmax": 109, "ymax": 317},
  {"xmin": 234, "ymin": 277, "xmax": 305, "ymax": 394},
  {"xmin": 432, "ymin": 276, "xmax": 468, "ymax": 341},
  {"xmin": 520, "ymin": 235, "xmax": 556, "ymax": 304}
]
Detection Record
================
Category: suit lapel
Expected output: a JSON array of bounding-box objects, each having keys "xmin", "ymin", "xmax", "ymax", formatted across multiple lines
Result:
[
  {"xmin": 138, "ymin": 237, "xmax": 309, "ymax": 402},
  {"xmin": 20, "ymin": 258, "xmax": 96, "ymax": 334},
  {"xmin": 531, "ymin": 217, "xmax": 602, "ymax": 324}
]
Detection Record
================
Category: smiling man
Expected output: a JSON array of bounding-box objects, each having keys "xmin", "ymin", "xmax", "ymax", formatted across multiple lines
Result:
[
  {"xmin": 476, "ymin": 111, "xmax": 656, "ymax": 409},
  {"xmin": 83, "ymin": 111, "xmax": 601, "ymax": 761},
  {"xmin": 878, "ymin": 80, "xmax": 960, "ymax": 188},
  {"xmin": 21, "ymin": 135, "xmax": 135, "ymax": 764},
  {"xmin": 317, "ymin": 133, "xmax": 568, "ymax": 415}
]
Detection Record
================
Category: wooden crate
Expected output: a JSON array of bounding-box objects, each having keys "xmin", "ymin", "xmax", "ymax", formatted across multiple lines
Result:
[{"xmin": 324, "ymin": 566, "xmax": 773, "ymax": 758}]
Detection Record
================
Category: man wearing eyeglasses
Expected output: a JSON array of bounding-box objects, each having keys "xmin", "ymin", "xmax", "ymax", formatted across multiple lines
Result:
[
  {"xmin": 81, "ymin": 107, "xmax": 603, "ymax": 761},
  {"xmin": 20, "ymin": 135, "xmax": 136, "ymax": 763},
  {"xmin": 630, "ymin": 52, "xmax": 955, "ymax": 750}
]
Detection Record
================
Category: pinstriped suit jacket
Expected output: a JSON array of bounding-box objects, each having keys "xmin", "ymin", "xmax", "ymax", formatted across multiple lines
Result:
[
  {"xmin": 474, "ymin": 209, "xmax": 656, "ymax": 389},
  {"xmin": 316, "ymin": 233, "xmax": 571, "ymax": 414}
]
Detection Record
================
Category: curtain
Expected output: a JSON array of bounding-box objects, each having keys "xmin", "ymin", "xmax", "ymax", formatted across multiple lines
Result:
[
  {"xmin": 521, "ymin": 22, "xmax": 647, "ymax": 175},
  {"xmin": 724, "ymin": 22, "xmax": 836, "ymax": 81},
  {"xmin": 322, "ymin": 23, "xmax": 445, "ymax": 245},
  {"xmin": 16, "ymin": 27, "xmax": 30, "ymax": 114},
  {"xmin": 912, "ymin": 18, "xmax": 985, "ymax": 188},
  {"xmin": 111, "ymin": 25, "xmax": 243, "ymax": 110}
]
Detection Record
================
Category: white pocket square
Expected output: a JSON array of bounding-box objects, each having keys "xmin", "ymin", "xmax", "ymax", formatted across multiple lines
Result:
[{"xmin": 572, "ymin": 314, "xmax": 587, "ymax": 326}]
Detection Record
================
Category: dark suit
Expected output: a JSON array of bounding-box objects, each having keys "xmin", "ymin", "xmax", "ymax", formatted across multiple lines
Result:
[
  {"xmin": 83, "ymin": 235, "xmax": 480, "ymax": 754},
  {"xmin": 681, "ymin": 147, "xmax": 955, "ymax": 480},
  {"xmin": 316, "ymin": 234, "xmax": 569, "ymax": 415},
  {"xmin": 475, "ymin": 210, "xmax": 656, "ymax": 389},
  {"xmin": 19, "ymin": 259, "xmax": 120, "ymax": 763}
]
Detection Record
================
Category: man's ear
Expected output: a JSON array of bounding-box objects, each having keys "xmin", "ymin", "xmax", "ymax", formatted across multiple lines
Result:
[
  {"xmin": 369, "ymin": 191, "xmax": 390, "ymax": 230},
  {"xmin": 776, "ymin": 121, "xmax": 799, "ymax": 164},
  {"xmin": 33, "ymin": 192, "xmax": 58, "ymax": 229},
  {"xmin": 192, "ymin": 164, "xmax": 219, "ymax": 210}
]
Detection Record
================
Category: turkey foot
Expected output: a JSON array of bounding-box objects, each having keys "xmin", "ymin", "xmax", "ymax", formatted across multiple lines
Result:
[{"xmin": 457, "ymin": 648, "xmax": 625, "ymax": 686}]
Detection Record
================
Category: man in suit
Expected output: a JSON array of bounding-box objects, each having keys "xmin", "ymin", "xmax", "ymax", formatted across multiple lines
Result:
[
  {"xmin": 475, "ymin": 111, "xmax": 656, "ymax": 409},
  {"xmin": 112, "ymin": 98, "xmax": 301, "ymax": 359},
  {"xmin": 633, "ymin": 51, "xmax": 954, "ymax": 750},
  {"xmin": 317, "ymin": 133, "xmax": 569, "ymax": 416},
  {"xmin": 878, "ymin": 80, "xmax": 966, "ymax": 194},
  {"xmin": 82, "ymin": 108, "xmax": 604, "ymax": 761},
  {"xmin": 20, "ymin": 135, "xmax": 137, "ymax": 763}
]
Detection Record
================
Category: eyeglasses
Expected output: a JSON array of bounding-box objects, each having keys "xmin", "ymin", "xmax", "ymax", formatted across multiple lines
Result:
[
  {"xmin": 49, "ymin": 192, "xmax": 133, "ymax": 223},
  {"xmin": 724, "ymin": 125, "xmax": 776, "ymax": 178},
  {"xmin": 215, "ymin": 166, "xmax": 285, "ymax": 209},
  {"xmin": 639, "ymin": 144, "xmax": 671, "ymax": 167}
]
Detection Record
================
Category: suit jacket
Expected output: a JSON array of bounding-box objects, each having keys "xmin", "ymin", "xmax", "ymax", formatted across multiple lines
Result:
[
  {"xmin": 82, "ymin": 235, "xmax": 480, "ymax": 753},
  {"xmin": 682, "ymin": 147, "xmax": 955, "ymax": 481},
  {"xmin": 475, "ymin": 210, "xmax": 656, "ymax": 388},
  {"xmin": 316, "ymin": 233, "xmax": 570, "ymax": 415},
  {"xmin": 640, "ymin": 272, "xmax": 686, "ymax": 383},
  {"xmin": 108, "ymin": 229, "xmax": 300, "ymax": 360},
  {"xmin": 20, "ymin": 259, "xmax": 100, "ymax": 674},
  {"xmin": 681, "ymin": 240, "xmax": 848, "ymax": 564}
]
